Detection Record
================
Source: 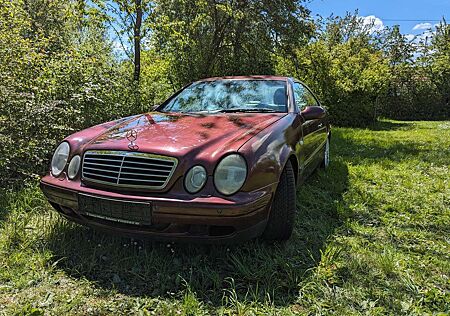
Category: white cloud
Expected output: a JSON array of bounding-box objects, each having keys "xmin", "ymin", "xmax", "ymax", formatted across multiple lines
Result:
[
  {"xmin": 361, "ymin": 15, "xmax": 385, "ymax": 34},
  {"xmin": 112, "ymin": 39, "xmax": 126, "ymax": 52},
  {"xmin": 405, "ymin": 30, "xmax": 436, "ymax": 46},
  {"xmin": 415, "ymin": 30, "xmax": 435, "ymax": 43},
  {"xmin": 111, "ymin": 39, "xmax": 130, "ymax": 59},
  {"xmin": 405, "ymin": 34, "xmax": 415, "ymax": 42},
  {"xmin": 413, "ymin": 22, "xmax": 432, "ymax": 30}
]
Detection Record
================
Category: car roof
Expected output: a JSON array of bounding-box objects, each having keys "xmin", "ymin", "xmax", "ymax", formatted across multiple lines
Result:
[{"xmin": 196, "ymin": 75, "xmax": 290, "ymax": 82}]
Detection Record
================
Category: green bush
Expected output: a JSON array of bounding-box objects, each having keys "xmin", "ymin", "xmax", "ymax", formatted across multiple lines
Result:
[
  {"xmin": 0, "ymin": 1, "xmax": 448, "ymax": 187},
  {"xmin": 0, "ymin": 0, "xmax": 137, "ymax": 184}
]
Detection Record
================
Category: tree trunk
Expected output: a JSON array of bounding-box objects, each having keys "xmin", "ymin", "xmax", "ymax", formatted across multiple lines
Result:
[
  {"xmin": 134, "ymin": 0, "xmax": 142, "ymax": 109},
  {"xmin": 134, "ymin": 0, "xmax": 142, "ymax": 83}
]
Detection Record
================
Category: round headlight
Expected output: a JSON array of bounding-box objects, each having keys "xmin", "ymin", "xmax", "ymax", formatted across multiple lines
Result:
[
  {"xmin": 185, "ymin": 165, "xmax": 207, "ymax": 193},
  {"xmin": 51, "ymin": 142, "xmax": 70, "ymax": 176},
  {"xmin": 214, "ymin": 154, "xmax": 247, "ymax": 195},
  {"xmin": 67, "ymin": 155, "xmax": 81, "ymax": 179}
]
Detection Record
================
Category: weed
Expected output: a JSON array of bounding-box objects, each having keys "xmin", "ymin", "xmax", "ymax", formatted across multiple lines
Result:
[{"xmin": 0, "ymin": 120, "xmax": 449, "ymax": 315}]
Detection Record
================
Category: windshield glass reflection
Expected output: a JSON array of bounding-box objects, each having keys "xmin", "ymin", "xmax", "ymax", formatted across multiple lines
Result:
[{"xmin": 160, "ymin": 80, "xmax": 287, "ymax": 113}]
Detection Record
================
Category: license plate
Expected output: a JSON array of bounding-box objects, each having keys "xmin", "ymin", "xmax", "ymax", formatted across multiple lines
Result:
[{"xmin": 78, "ymin": 194, "xmax": 152, "ymax": 225}]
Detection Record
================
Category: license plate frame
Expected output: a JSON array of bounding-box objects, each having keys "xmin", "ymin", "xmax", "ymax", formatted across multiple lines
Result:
[{"xmin": 78, "ymin": 193, "xmax": 152, "ymax": 226}]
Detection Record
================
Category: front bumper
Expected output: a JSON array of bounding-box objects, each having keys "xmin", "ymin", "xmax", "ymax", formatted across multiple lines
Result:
[{"xmin": 40, "ymin": 177, "xmax": 275, "ymax": 243}]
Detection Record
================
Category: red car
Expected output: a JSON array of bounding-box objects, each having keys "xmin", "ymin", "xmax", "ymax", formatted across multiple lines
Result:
[{"xmin": 40, "ymin": 76, "xmax": 330, "ymax": 243}]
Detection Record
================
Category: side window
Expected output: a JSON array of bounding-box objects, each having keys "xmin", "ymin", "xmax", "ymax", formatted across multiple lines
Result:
[{"xmin": 293, "ymin": 83, "xmax": 318, "ymax": 110}]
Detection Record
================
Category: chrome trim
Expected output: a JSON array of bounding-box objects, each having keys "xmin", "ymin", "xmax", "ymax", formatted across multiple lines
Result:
[
  {"xmin": 84, "ymin": 162, "xmax": 121, "ymax": 168},
  {"xmin": 118, "ymin": 166, "xmax": 171, "ymax": 172},
  {"xmin": 83, "ymin": 157, "xmax": 124, "ymax": 163},
  {"xmin": 84, "ymin": 151, "xmax": 174, "ymax": 163},
  {"xmin": 84, "ymin": 167, "xmax": 171, "ymax": 177},
  {"xmin": 119, "ymin": 177, "xmax": 165, "ymax": 182},
  {"xmin": 116, "ymin": 152, "xmax": 126, "ymax": 185},
  {"xmin": 83, "ymin": 167, "xmax": 118, "ymax": 174},
  {"xmin": 81, "ymin": 150, "xmax": 178, "ymax": 190},
  {"xmin": 83, "ymin": 172, "xmax": 117, "ymax": 180},
  {"xmin": 115, "ymin": 170, "xmax": 169, "ymax": 177},
  {"xmin": 116, "ymin": 160, "xmax": 174, "ymax": 168}
]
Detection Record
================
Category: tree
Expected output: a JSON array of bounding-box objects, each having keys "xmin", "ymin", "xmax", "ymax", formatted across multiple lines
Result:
[
  {"xmin": 97, "ymin": 0, "xmax": 153, "ymax": 108},
  {"xmin": 377, "ymin": 23, "xmax": 449, "ymax": 120},
  {"xmin": 150, "ymin": 0, "xmax": 314, "ymax": 86},
  {"xmin": 428, "ymin": 20, "xmax": 450, "ymax": 117},
  {"xmin": 381, "ymin": 25, "xmax": 414, "ymax": 65},
  {"xmin": 0, "ymin": 0, "xmax": 133, "ymax": 184},
  {"xmin": 278, "ymin": 13, "xmax": 390, "ymax": 126}
]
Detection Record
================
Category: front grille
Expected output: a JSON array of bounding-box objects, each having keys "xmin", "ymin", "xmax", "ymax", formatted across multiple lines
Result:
[{"xmin": 81, "ymin": 151, "xmax": 178, "ymax": 190}]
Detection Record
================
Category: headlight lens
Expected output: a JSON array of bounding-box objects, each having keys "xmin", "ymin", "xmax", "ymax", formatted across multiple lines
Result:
[
  {"xmin": 185, "ymin": 165, "xmax": 207, "ymax": 193},
  {"xmin": 214, "ymin": 154, "xmax": 247, "ymax": 195},
  {"xmin": 67, "ymin": 155, "xmax": 81, "ymax": 179},
  {"xmin": 51, "ymin": 142, "xmax": 70, "ymax": 176}
]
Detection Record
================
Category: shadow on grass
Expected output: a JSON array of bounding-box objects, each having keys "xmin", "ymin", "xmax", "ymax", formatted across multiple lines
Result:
[
  {"xmin": 7, "ymin": 119, "xmax": 442, "ymax": 308},
  {"xmin": 366, "ymin": 120, "xmax": 415, "ymax": 131},
  {"xmin": 42, "ymin": 160, "xmax": 349, "ymax": 307}
]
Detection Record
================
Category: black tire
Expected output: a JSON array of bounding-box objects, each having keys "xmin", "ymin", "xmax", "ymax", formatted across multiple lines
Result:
[{"xmin": 262, "ymin": 160, "xmax": 297, "ymax": 241}]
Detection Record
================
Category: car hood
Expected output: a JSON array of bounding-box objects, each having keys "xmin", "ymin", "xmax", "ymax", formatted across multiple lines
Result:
[{"xmin": 77, "ymin": 112, "xmax": 286, "ymax": 159}]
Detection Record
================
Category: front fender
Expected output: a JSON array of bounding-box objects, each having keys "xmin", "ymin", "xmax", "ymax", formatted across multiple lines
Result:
[{"xmin": 238, "ymin": 114, "xmax": 300, "ymax": 192}]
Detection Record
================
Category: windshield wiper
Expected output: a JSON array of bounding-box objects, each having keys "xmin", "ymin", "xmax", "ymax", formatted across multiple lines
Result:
[{"xmin": 217, "ymin": 107, "xmax": 278, "ymax": 113}]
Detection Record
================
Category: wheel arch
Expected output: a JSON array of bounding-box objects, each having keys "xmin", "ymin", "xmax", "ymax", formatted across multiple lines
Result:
[
  {"xmin": 278, "ymin": 144, "xmax": 299, "ymax": 186},
  {"xmin": 287, "ymin": 154, "xmax": 299, "ymax": 186}
]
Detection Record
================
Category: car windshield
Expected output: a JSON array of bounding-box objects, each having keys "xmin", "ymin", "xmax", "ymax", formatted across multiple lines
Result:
[{"xmin": 159, "ymin": 80, "xmax": 288, "ymax": 113}]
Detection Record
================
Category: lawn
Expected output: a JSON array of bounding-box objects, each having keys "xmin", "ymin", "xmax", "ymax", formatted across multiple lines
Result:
[{"xmin": 0, "ymin": 120, "xmax": 449, "ymax": 315}]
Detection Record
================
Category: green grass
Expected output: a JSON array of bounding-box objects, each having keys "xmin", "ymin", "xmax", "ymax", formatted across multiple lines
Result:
[{"xmin": 1, "ymin": 120, "xmax": 449, "ymax": 315}]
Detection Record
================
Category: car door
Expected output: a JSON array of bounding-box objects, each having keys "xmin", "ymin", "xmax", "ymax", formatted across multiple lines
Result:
[{"xmin": 293, "ymin": 82, "xmax": 327, "ymax": 174}]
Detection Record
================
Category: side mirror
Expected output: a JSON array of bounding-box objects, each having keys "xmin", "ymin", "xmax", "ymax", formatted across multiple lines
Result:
[{"xmin": 300, "ymin": 106, "xmax": 326, "ymax": 121}]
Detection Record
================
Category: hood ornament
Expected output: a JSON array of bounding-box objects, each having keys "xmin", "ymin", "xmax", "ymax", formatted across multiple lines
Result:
[{"xmin": 126, "ymin": 129, "xmax": 139, "ymax": 151}]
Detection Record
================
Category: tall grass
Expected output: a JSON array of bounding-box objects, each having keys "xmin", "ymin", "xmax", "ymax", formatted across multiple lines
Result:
[{"xmin": 0, "ymin": 120, "xmax": 449, "ymax": 315}]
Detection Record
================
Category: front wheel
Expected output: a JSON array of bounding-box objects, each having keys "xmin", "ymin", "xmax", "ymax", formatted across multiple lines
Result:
[{"xmin": 262, "ymin": 160, "xmax": 296, "ymax": 241}]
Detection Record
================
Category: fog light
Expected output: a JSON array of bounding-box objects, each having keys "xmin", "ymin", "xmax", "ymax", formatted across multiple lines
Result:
[
  {"xmin": 185, "ymin": 165, "xmax": 207, "ymax": 193},
  {"xmin": 67, "ymin": 155, "xmax": 81, "ymax": 179}
]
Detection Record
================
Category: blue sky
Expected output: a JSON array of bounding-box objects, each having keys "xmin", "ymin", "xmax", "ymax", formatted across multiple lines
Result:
[
  {"xmin": 111, "ymin": 0, "xmax": 448, "ymax": 55},
  {"xmin": 306, "ymin": 0, "xmax": 449, "ymax": 39}
]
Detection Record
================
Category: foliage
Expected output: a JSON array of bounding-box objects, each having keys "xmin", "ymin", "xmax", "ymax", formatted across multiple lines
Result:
[
  {"xmin": 276, "ymin": 14, "xmax": 449, "ymax": 126},
  {"xmin": 0, "ymin": 1, "xmax": 449, "ymax": 183},
  {"xmin": 150, "ymin": 0, "xmax": 314, "ymax": 86},
  {"xmin": 140, "ymin": 50, "xmax": 175, "ymax": 106},
  {"xmin": 95, "ymin": 0, "xmax": 153, "ymax": 61},
  {"xmin": 1, "ymin": 120, "xmax": 449, "ymax": 314},
  {"xmin": 0, "ymin": 2, "xmax": 448, "ymax": 313},
  {"xmin": 277, "ymin": 15, "xmax": 391, "ymax": 126},
  {"xmin": 0, "ymin": 0, "xmax": 135, "ymax": 184},
  {"xmin": 377, "ymin": 22, "xmax": 450, "ymax": 120}
]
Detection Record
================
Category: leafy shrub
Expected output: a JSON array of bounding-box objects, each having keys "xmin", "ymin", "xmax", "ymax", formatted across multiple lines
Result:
[
  {"xmin": 0, "ymin": 0, "xmax": 137, "ymax": 184},
  {"xmin": 0, "ymin": 1, "xmax": 448, "ymax": 187}
]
